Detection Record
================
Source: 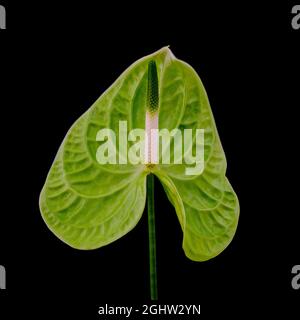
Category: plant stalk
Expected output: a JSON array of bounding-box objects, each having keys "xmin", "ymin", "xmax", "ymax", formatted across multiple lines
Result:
[{"xmin": 147, "ymin": 173, "xmax": 158, "ymax": 300}]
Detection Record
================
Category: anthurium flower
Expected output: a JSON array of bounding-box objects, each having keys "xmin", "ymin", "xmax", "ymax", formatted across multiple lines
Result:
[{"xmin": 39, "ymin": 47, "xmax": 239, "ymax": 264}]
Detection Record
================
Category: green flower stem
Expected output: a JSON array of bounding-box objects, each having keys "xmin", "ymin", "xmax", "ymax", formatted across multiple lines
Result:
[{"xmin": 147, "ymin": 173, "xmax": 158, "ymax": 300}]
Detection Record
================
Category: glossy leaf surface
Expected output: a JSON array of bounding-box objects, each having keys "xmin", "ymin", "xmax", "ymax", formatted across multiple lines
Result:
[{"xmin": 39, "ymin": 47, "xmax": 239, "ymax": 261}]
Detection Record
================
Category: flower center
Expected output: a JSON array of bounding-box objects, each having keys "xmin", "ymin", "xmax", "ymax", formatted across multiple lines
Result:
[{"xmin": 145, "ymin": 60, "xmax": 159, "ymax": 166}]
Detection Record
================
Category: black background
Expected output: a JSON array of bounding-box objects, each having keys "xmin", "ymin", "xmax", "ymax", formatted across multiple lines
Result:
[{"xmin": 0, "ymin": 1, "xmax": 299, "ymax": 318}]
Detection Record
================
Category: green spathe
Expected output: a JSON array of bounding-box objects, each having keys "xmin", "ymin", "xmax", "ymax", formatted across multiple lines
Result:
[{"xmin": 39, "ymin": 47, "xmax": 239, "ymax": 262}]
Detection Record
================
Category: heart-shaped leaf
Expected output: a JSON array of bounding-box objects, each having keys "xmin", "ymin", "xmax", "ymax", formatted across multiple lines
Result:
[{"xmin": 39, "ymin": 47, "xmax": 239, "ymax": 261}]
